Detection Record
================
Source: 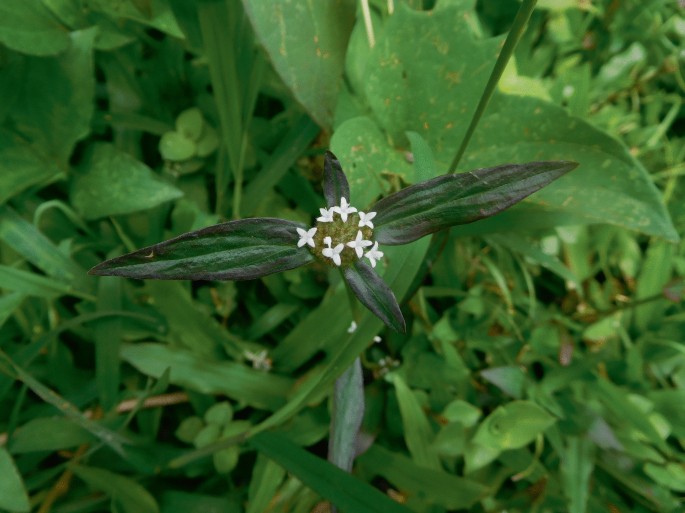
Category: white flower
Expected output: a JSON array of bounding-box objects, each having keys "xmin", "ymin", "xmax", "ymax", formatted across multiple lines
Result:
[
  {"xmin": 296, "ymin": 227, "xmax": 317, "ymax": 248},
  {"xmin": 332, "ymin": 197, "xmax": 357, "ymax": 222},
  {"xmin": 346, "ymin": 230, "xmax": 373, "ymax": 258},
  {"xmin": 347, "ymin": 321, "xmax": 358, "ymax": 333},
  {"xmin": 244, "ymin": 349, "xmax": 272, "ymax": 371},
  {"xmin": 364, "ymin": 242, "xmax": 384, "ymax": 268},
  {"xmin": 322, "ymin": 237, "xmax": 345, "ymax": 266},
  {"xmin": 373, "ymin": 336, "xmax": 382, "ymax": 343},
  {"xmin": 358, "ymin": 211, "xmax": 377, "ymax": 229},
  {"xmin": 317, "ymin": 207, "xmax": 335, "ymax": 223}
]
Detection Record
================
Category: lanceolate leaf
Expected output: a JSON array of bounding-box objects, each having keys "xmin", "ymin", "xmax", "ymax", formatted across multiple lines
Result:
[
  {"xmin": 343, "ymin": 261, "xmax": 405, "ymax": 333},
  {"xmin": 323, "ymin": 150, "xmax": 351, "ymax": 208},
  {"xmin": 373, "ymin": 161, "xmax": 578, "ymax": 245},
  {"xmin": 89, "ymin": 218, "xmax": 313, "ymax": 281}
]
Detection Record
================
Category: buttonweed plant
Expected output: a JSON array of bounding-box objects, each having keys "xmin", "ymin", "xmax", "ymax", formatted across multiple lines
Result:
[{"xmin": 90, "ymin": 152, "xmax": 577, "ymax": 333}]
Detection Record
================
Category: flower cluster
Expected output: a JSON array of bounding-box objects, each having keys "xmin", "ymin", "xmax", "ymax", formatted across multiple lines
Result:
[{"xmin": 296, "ymin": 198, "xmax": 383, "ymax": 269}]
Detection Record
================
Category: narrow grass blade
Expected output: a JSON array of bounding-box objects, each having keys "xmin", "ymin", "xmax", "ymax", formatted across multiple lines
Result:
[
  {"xmin": 250, "ymin": 431, "xmax": 411, "ymax": 513},
  {"xmin": 448, "ymin": 0, "xmax": 539, "ymax": 172}
]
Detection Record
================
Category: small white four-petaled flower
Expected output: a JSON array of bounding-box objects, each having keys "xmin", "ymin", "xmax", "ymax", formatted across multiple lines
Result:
[
  {"xmin": 296, "ymin": 227, "xmax": 317, "ymax": 248},
  {"xmin": 316, "ymin": 207, "xmax": 335, "ymax": 223},
  {"xmin": 358, "ymin": 211, "xmax": 377, "ymax": 229},
  {"xmin": 364, "ymin": 242, "xmax": 384, "ymax": 268},
  {"xmin": 332, "ymin": 197, "xmax": 357, "ymax": 222},
  {"xmin": 322, "ymin": 236, "xmax": 345, "ymax": 266},
  {"xmin": 346, "ymin": 230, "xmax": 373, "ymax": 258}
]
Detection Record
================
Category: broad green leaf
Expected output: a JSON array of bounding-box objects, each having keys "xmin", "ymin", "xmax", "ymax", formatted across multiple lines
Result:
[
  {"xmin": 323, "ymin": 150, "xmax": 351, "ymax": 209},
  {"xmin": 456, "ymin": 94, "xmax": 679, "ymax": 241},
  {"xmin": 175, "ymin": 107, "xmax": 204, "ymax": 141},
  {"xmin": 373, "ymin": 161, "xmax": 577, "ymax": 245},
  {"xmin": 11, "ymin": 417, "xmax": 95, "ymax": 453},
  {"xmin": 0, "ymin": 0, "xmax": 70, "ymax": 56},
  {"xmin": 0, "ymin": 448, "xmax": 30, "ymax": 512},
  {"xmin": 360, "ymin": 2, "xmax": 500, "ymax": 154},
  {"xmin": 120, "ymin": 343, "xmax": 293, "ymax": 410},
  {"xmin": 243, "ymin": 0, "xmax": 355, "ymax": 128},
  {"xmin": 71, "ymin": 465, "xmax": 159, "ymax": 513},
  {"xmin": 72, "ymin": 144, "xmax": 183, "ymax": 220},
  {"xmin": 89, "ymin": 218, "xmax": 313, "ymax": 281},
  {"xmin": 343, "ymin": 261, "xmax": 405, "ymax": 333},
  {"xmin": 329, "ymin": 357, "xmax": 364, "ymax": 472},
  {"xmin": 250, "ymin": 431, "xmax": 412, "ymax": 513},
  {"xmin": 391, "ymin": 373, "xmax": 441, "ymax": 470},
  {"xmin": 472, "ymin": 400, "xmax": 556, "ymax": 452},
  {"xmin": 354, "ymin": 3, "xmax": 677, "ymax": 240},
  {"xmin": 465, "ymin": 399, "xmax": 557, "ymax": 473},
  {"xmin": 357, "ymin": 444, "xmax": 487, "ymax": 509},
  {"xmin": 0, "ymin": 129, "xmax": 62, "ymax": 205},
  {"xmin": 10, "ymin": 27, "xmax": 96, "ymax": 164},
  {"xmin": 330, "ymin": 117, "xmax": 412, "ymax": 209},
  {"xmin": 159, "ymin": 131, "xmax": 196, "ymax": 161}
]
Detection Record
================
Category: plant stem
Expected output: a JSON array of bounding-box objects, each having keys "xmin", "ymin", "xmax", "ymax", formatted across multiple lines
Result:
[{"xmin": 448, "ymin": 0, "xmax": 538, "ymax": 173}]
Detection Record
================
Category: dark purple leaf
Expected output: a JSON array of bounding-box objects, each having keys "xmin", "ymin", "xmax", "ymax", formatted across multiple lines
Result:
[
  {"xmin": 343, "ymin": 261, "xmax": 405, "ymax": 333},
  {"xmin": 89, "ymin": 218, "xmax": 313, "ymax": 281},
  {"xmin": 323, "ymin": 150, "xmax": 351, "ymax": 208},
  {"xmin": 373, "ymin": 161, "xmax": 578, "ymax": 245}
]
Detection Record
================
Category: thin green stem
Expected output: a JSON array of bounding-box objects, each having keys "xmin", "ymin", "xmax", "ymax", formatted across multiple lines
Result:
[{"xmin": 448, "ymin": 0, "xmax": 538, "ymax": 173}]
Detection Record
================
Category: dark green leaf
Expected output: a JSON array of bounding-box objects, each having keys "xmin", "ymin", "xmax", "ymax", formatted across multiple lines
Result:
[
  {"xmin": 72, "ymin": 143, "xmax": 183, "ymax": 220},
  {"xmin": 243, "ymin": 0, "xmax": 356, "ymax": 128},
  {"xmin": 0, "ymin": 129, "xmax": 62, "ymax": 206},
  {"xmin": 71, "ymin": 465, "xmax": 159, "ymax": 513},
  {"xmin": 0, "ymin": 0, "xmax": 70, "ymax": 56},
  {"xmin": 374, "ymin": 160, "xmax": 578, "ymax": 245},
  {"xmin": 357, "ymin": 444, "xmax": 487, "ymax": 510},
  {"xmin": 89, "ymin": 218, "xmax": 314, "ymax": 281},
  {"xmin": 343, "ymin": 261, "xmax": 405, "ymax": 333},
  {"xmin": 0, "ymin": 448, "xmax": 30, "ymax": 512},
  {"xmin": 121, "ymin": 343, "xmax": 292, "ymax": 411},
  {"xmin": 11, "ymin": 417, "xmax": 95, "ymax": 453},
  {"xmin": 323, "ymin": 150, "xmax": 351, "ymax": 208},
  {"xmin": 250, "ymin": 431, "xmax": 412, "ymax": 513},
  {"xmin": 10, "ymin": 27, "xmax": 96, "ymax": 164}
]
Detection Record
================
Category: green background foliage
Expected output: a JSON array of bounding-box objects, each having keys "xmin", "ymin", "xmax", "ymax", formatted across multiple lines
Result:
[{"xmin": 0, "ymin": 0, "xmax": 684, "ymax": 512}]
